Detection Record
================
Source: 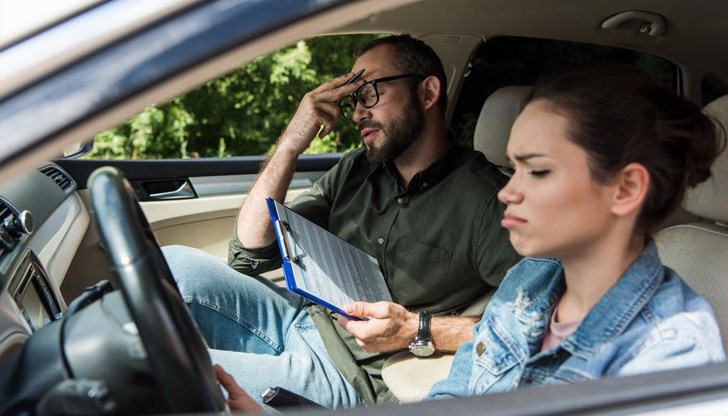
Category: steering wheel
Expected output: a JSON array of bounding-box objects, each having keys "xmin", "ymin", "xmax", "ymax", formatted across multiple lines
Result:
[{"xmin": 88, "ymin": 166, "xmax": 225, "ymax": 413}]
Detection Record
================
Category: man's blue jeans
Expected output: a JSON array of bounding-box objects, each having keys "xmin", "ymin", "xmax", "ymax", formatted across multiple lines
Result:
[{"xmin": 161, "ymin": 245, "xmax": 362, "ymax": 411}]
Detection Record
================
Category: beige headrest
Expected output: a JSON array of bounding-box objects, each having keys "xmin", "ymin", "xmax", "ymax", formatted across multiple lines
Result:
[
  {"xmin": 473, "ymin": 86, "xmax": 533, "ymax": 170},
  {"xmin": 685, "ymin": 95, "xmax": 728, "ymax": 224}
]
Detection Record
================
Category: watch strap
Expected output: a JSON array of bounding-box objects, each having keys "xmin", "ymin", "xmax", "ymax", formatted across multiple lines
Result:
[{"xmin": 416, "ymin": 310, "xmax": 432, "ymax": 342}]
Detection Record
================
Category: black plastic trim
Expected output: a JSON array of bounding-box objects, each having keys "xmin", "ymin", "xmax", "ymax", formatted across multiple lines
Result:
[{"xmin": 56, "ymin": 153, "xmax": 343, "ymax": 189}]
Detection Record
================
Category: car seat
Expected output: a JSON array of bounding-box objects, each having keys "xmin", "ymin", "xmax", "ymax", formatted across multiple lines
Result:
[
  {"xmin": 474, "ymin": 85, "xmax": 533, "ymax": 176},
  {"xmin": 655, "ymin": 94, "xmax": 728, "ymax": 353}
]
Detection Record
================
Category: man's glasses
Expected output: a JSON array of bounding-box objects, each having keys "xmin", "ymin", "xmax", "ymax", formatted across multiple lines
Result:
[{"xmin": 338, "ymin": 74, "xmax": 425, "ymax": 120}]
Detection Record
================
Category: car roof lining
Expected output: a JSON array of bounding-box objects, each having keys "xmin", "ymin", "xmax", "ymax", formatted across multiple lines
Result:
[{"xmin": 334, "ymin": 0, "xmax": 728, "ymax": 79}]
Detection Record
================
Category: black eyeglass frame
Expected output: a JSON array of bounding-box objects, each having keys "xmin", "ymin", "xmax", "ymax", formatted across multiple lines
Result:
[{"xmin": 338, "ymin": 73, "xmax": 425, "ymax": 119}]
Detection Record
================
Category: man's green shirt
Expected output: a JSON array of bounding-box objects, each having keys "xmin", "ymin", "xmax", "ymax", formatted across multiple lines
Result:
[{"xmin": 228, "ymin": 143, "xmax": 520, "ymax": 404}]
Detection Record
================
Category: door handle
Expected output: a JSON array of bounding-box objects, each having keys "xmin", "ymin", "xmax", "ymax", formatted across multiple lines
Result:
[{"xmin": 148, "ymin": 181, "xmax": 195, "ymax": 200}]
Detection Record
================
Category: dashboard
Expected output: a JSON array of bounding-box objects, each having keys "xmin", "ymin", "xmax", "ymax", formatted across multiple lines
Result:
[{"xmin": 0, "ymin": 163, "xmax": 89, "ymax": 360}]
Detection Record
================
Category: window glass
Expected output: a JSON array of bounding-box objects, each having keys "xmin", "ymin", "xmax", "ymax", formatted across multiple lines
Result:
[
  {"xmin": 450, "ymin": 36, "xmax": 678, "ymax": 146},
  {"xmin": 84, "ymin": 34, "xmax": 385, "ymax": 160}
]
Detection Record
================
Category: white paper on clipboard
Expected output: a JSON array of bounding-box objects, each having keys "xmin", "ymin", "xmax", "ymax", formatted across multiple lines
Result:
[{"xmin": 267, "ymin": 198, "xmax": 392, "ymax": 319}]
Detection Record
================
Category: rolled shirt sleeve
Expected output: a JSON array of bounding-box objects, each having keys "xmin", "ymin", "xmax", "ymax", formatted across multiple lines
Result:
[{"xmin": 226, "ymin": 152, "xmax": 354, "ymax": 275}]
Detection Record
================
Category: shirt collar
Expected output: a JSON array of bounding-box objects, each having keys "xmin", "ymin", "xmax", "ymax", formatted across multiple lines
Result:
[
  {"xmin": 562, "ymin": 242, "xmax": 664, "ymax": 356},
  {"xmin": 382, "ymin": 141, "xmax": 468, "ymax": 194}
]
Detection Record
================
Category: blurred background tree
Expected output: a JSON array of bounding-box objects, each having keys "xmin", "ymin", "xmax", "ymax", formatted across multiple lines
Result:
[{"xmin": 88, "ymin": 34, "xmax": 383, "ymax": 159}]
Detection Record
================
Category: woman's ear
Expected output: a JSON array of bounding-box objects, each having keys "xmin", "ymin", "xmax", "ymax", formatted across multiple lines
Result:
[
  {"xmin": 611, "ymin": 162, "xmax": 650, "ymax": 217},
  {"xmin": 420, "ymin": 76, "xmax": 441, "ymax": 111}
]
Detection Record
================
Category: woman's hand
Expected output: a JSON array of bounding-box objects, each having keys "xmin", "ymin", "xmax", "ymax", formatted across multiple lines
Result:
[{"xmin": 214, "ymin": 364, "xmax": 263, "ymax": 414}]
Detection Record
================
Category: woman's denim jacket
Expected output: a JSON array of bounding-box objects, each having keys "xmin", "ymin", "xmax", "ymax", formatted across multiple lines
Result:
[{"xmin": 428, "ymin": 244, "xmax": 725, "ymax": 399}]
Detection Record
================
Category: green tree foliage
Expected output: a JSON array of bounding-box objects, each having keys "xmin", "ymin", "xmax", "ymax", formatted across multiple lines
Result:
[{"xmin": 89, "ymin": 34, "xmax": 383, "ymax": 159}]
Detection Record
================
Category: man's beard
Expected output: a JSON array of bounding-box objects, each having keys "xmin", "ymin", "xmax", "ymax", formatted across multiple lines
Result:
[{"xmin": 361, "ymin": 96, "xmax": 425, "ymax": 164}]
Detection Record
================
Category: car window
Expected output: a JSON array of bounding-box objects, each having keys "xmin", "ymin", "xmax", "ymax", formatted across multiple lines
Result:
[
  {"xmin": 82, "ymin": 34, "xmax": 385, "ymax": 160},
  {"xmin": 450, "ymin": 36, "xmax": 678, "ymax": 147}
]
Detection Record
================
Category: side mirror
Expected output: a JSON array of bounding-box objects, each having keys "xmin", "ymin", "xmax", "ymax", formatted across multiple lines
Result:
[{"xmin": 62, "ymin": 140, "xmax": 94, "ymax": 158}]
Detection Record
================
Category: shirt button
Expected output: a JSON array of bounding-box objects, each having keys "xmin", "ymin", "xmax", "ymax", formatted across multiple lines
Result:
[
  {"xmin": 422, "ymin": 182, "xmax": 428, "ymax": 188},
  {"xmin": 377, "ymin": 237, "xmax": 385, "ymax": 245},
  {"xmin": 475, "ymin": 342, "xmax": 487, "ymax": 355},
  {"xmin": 397, "ymin": 197, "xmax": 404, "ymax": 204}
]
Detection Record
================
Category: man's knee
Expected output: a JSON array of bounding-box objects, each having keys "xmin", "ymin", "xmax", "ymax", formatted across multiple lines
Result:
[{"xmin": 162, "ymin": 245, "xmax": 231, "ymax": 295}]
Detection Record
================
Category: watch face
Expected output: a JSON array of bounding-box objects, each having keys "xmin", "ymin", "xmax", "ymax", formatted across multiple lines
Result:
[{"xmin": 410, "ymin": 343, "xmax": 435, "ymax": 357}]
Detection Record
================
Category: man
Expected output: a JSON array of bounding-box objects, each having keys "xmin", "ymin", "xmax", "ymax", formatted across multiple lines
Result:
[{"xmin": 163, "ymin": 34, "xmax": 519, "ymax": 410}]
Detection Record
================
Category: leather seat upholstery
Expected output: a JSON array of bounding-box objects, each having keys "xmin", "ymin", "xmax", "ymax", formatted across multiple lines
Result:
[{"xmin": 655, "ymin": 94, "xmax": 728, "ymax": 352}]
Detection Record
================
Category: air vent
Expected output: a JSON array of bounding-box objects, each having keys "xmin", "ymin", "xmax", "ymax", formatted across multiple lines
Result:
[{"xmin": 39, "ymin": 165, "xmax": 75, "ymax": 193}]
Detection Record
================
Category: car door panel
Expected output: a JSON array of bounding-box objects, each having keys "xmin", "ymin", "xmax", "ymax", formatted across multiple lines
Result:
[{"xmin": 57, "ymin": 155, "xmax": 340, "ymax": 300}]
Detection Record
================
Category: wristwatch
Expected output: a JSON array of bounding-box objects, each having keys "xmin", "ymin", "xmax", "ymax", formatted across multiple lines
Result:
[{"xmin": 409, "ymin": 310, "xmax": 435, "ymax": 357}]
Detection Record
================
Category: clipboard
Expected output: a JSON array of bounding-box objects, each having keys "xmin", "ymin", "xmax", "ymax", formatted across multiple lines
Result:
[{"xmin": 266, "ymin": 198, "xmax": 392, "ymax": 320}]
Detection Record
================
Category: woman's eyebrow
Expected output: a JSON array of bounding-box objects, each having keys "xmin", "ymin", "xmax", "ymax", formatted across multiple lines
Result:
[{"xmin": 507, "ymin": 153, "xmax": 548, "ymax": 163}]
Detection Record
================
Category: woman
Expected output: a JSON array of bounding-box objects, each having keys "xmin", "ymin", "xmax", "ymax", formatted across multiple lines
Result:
[{"xmin": 427, "ymin": 65, "xmax": 726, "ymax": 398}]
